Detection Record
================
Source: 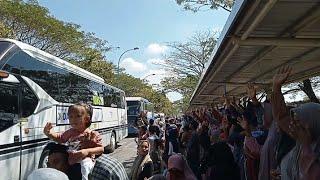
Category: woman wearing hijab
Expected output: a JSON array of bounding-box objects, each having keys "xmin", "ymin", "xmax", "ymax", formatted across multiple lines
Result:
[
  {"xmin": 130, "ymin": 140, "xmax": 153, "ymax": 180},
  {"xmin": 167, "ymin": 154, "xmax": 197, "ymax": 180},
  {"xmin": 272, "ymin": 66, "xmax": 320, "ymax": 180}
]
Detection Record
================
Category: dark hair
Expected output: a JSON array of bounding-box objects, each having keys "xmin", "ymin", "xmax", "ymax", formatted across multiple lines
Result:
[
  {"xmin": 68, "ymin": 102, "xmax": 93, "ymax": 128},
  {"xmin": 149, "ymin": 118, "xmax": 155, "ymax": 125},
  {"xmin": 190, "ymin": 120, "xmax": 199, "ymax": 130},
  {"xmin": 47, "ymin": 143, "xmax": 68, "ymax": 156},
  {"xmin": 149, "ymin": 125, "xmax": 156, "ymax": 134}
]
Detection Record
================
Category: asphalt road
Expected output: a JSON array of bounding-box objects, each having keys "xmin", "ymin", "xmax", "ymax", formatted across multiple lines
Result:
[{"xmin": 108, "ymin": 137, "xmax": 138, "ymax": 175}]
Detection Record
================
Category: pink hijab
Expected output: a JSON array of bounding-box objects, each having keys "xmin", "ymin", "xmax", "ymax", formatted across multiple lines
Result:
[{"xmin": 167, "ymin": 154, "xmax": 197, "ymax": 180}]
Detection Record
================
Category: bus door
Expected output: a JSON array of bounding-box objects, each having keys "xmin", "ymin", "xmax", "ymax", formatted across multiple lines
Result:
[
  {"xmin": 0, "ymin": 72, "xmax": 39, "ymax": 180},
  {"xmin": 118, "ymin": 92, "xmax": 127, "ymax": 139},
  {"xmin": 0, "ymin": 71, "xmax": 22, "ymax": 180},
  {"xmin": 126, "ymin": 100, "xmax": 140, "ymax": 134}
]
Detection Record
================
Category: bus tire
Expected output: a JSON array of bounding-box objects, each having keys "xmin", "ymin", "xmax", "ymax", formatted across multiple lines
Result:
[
  {"xmin": 38, "ymin": 148, "xmax": 50, "ymax": 168},
  {"xmin": 105, "ymin": 132, "xmax": 117, "ymax": 153}
]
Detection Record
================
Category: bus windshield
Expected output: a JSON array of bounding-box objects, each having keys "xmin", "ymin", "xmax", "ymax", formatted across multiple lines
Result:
[
  {"xmin": 127, "ymin": 101, "xmax": 140, "ymax": 116},
  {"xmin": 0, "ymin": 41, "xmax": 13, "ymax": 68},
  {"xmin": 0, "ymin": 41, "xmax": 11, "ymax": 56}
]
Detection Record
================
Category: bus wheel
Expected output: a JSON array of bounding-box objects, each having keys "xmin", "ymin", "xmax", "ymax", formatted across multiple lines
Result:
[
  {"xmin": 38, "ymin": 148, "xmax": 50, "ymax": 168},
  {"xmin": 105, "ymin": 132, "xmax": 117, "ymax": 153}
]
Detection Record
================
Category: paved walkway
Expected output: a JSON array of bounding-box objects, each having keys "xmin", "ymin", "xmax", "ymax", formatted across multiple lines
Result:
[{"xmin": 108, "ymin": 137, "xmax": 137, "ymax": 175}]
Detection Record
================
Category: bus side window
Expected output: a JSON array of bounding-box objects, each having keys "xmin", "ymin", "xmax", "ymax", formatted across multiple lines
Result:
[
  {"xmin": 0, "ymin": 82, "xmax": 19, "ymax": 132},
  {"xmin": 115, "ymin": 91, "xmax": 121, "ymax": 108},
  {"xmin": 20, "ymin": 78, "xmax": 38, "ymax": 117},
  {"xmin": 103, "ymin": 86, "xmax": 113, "ymax": 107},
  {"xmin": 120, "ymin": 92, "xmax": 126, "ymax": 109}
]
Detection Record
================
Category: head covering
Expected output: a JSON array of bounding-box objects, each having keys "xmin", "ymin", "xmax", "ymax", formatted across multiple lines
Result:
[
  {"xmin": 130, "ymin": 140, "xmax": 152, "ymax": 180},
  {"xmin": 287, "ymin": 103, "xmax": 320, "ymax": 180},
  {"xmin": 27, "ymin": 168, "xmax": 69, "ymax": 180},
  {"xmin": 167, "ymin": 154, "xmax": 197, "ymax": 180},
  {"xmin": 291, "ymin": 103, "xmax": 320, "ymax": 139}
]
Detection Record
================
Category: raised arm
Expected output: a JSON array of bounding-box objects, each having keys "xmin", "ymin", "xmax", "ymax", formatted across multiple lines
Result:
[
  {"xmin": 271, "ymin": 66, "xmax": 292, "ymax": 134},
  {"xmin": 43, "ymin": 122, "xmax": 63, "ymax": 143},
  {"xmin": 247, "ymin": 83, "xmax": 259, "ymax": 105}
]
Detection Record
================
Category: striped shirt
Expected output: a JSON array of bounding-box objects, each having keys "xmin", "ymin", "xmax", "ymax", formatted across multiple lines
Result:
[{"xmin": 89, "ymin": 154, "xmax": 129, "ymax": 180}]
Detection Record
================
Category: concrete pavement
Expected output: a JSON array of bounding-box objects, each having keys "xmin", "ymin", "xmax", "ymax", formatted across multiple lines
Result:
[{"xmin": 108, "ymin": 137, "xmax": 138, "ymax": 175}]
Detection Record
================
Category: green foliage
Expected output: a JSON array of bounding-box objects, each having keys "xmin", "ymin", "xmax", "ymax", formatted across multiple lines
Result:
[
  {"xmin": 112, "ymin": 73, "xmax": 174, "ymax": 115},
  {"xmin": 0, "ymin": 0, "xmax": 174, "ymax": 114},
  {"xmin": 0, "ymin": 0, "xmax": 116, "ymax": 89},
  {"xmin": 162, "ymin": 75, "xmax": 198, "ymax": 96},
  {"xmin": 0, "ymin": 0, "xmax": 110, "ymax": 61},
  {"xmin": 160, "ymin": 31, "xmax": 217, "ymax": 110},
  {"xmin": 175, "ymin": 0, "xmax": 234, "ymax": 12}
]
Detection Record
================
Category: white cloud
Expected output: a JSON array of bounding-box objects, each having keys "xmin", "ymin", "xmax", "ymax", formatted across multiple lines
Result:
[
  {"xmin": 120, "ymin": 57, "xmax": 146, "ymax": 73},
  {"xmin": 146, "ymin": 43, "xmax": 168, "ymax": 56},
  {"xmin": 142, "ymin": 69, "xmax": 166, "ymax": 84},
  {"xmin": 147, "ymin": 58, "xmax": 165, "ymax": 65},
  {"xmin": 140, "ymin": 68, "xmax": 183, "ymax": 102},
  {"xmin": 166, "ymin": 92, "xmax": 183, "ymax": 102}
]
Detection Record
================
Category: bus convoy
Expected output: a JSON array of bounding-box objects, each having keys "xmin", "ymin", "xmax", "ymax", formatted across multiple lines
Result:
[
  {"xmin": 126, "ymin": 97, "xmax": 154, "ymax": 134},
  {"xmin": 0, "ymin": 38, "xmax": 128, "ymax": 179}
]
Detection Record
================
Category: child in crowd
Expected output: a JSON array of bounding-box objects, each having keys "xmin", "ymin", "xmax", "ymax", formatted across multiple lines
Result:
[{"xmin": 43, "ymin": 102, "xmax": 104, "ymax": 180}]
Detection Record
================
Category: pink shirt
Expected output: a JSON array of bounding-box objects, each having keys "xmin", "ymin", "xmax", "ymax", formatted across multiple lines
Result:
[{"xmin": 56, "ymin": 128, "xmax": 102, "ymax": 165}]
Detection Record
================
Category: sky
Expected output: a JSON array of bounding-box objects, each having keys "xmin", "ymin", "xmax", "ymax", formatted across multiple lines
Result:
[{"xmin": 37, "ymin": 0, "xmax": 230, "ymax": 102}]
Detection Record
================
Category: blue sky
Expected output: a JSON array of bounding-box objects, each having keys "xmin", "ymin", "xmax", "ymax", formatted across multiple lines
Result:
[{"xmin": 38, "ymin": 0, "xmax": 230, "ymax": 101}]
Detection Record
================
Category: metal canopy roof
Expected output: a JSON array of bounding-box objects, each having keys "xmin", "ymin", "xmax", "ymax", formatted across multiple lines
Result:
[{"xmin": 190, "ymin": 0, "xmax": 320, "ymax": 107}]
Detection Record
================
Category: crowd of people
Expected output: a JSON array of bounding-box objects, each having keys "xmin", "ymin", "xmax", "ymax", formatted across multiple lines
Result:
[
  {"xmin": 27, "ymin": 67, "xmax": 320, "ymax": 180},
  {"xmin": 130, "ymin": 67, "xmax": 320, "ymax": 180}
]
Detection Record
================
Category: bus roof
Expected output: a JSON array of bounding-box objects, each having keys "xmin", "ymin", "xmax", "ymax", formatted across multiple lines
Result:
[
  {"xmin": 126, "ymin": 97, "xmax": 152, "ymax": 103},
  {"xmin": 0, "ymin": 38, "xmax": 105, "ymax": 84}
]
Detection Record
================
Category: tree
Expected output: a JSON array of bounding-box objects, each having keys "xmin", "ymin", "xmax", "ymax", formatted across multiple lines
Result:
[
  {"xmin": 0, "ymin": 0, "xmax": 116, "ymax": 89},
  {"xmin": 284, "ymin": 76, "xmax": 320, "ymax": 103},
  {"xmin": 175, "ymin": 0, "xmax": 319, "ymax": 105},
  {"xmin": 0, "ymin": 0, "xmax": 174, "ymax": 113},
  {"xmin": 175, "ymin": 0, "xmax": 235, "ymax": 12},
  {"xmin": 160, "ymin": 31, "xmax": 216, "ymax": 78},
  {"xmin": 111, "ymin": 73, "xmax": 174, "ymax": 114},
  {"xmin": 159, "ymin": 31, "xmax": 217, "ymax": 109},
  {"xmin": 0, "ymin": 0, "xmax": 110, "ymax": 61}
]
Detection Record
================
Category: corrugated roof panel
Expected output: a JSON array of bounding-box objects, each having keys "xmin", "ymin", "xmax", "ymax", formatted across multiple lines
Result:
[{"xmin": 190, "ymin": 0, "xmax": 320, "ymax": 107}]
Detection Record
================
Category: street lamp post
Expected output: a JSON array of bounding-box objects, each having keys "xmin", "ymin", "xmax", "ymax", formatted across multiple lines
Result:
[{"xmin": 117, "ymin": 47, "xmax": 139, "ymax": 87}]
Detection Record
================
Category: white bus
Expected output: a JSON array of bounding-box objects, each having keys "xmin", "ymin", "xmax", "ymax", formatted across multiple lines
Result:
[
  {"xmin": 126, "ymin": 97, "xmax": 154, "ymax": 134},
  {"xmin": 0, "ymin": 38, "xmax": 128, "ymax": 180}
]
